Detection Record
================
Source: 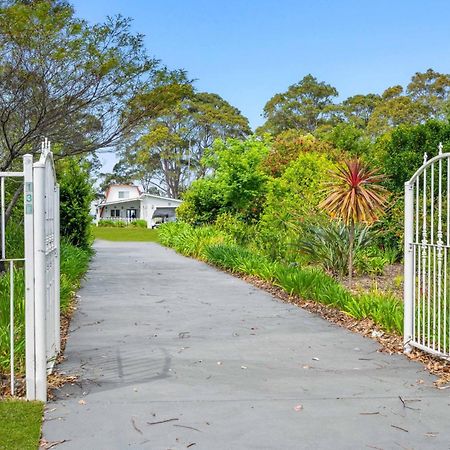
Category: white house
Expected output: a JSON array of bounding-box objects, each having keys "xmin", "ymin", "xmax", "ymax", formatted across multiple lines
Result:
[{"xmin": 96, "ymin": 184, "xmax": 182, "ymax": 228}]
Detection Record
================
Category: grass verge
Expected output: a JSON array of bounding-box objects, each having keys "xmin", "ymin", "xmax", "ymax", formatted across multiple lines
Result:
[
  {"xmin": 0, "ymin": 400, "xmax": 44, "ymax": 450},
  {"xmin": 92, "ymin": 226, "xmax": 159, "ymax": 242}
]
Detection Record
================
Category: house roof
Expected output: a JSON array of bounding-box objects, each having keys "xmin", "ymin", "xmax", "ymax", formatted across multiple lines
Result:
[
  {"xmin": 104, "ymin": 184, "xmax": 141, "ymax": 202},
  {"xmin": 140, "ymin": 193, "xmax": 182, "ymax": 203}
]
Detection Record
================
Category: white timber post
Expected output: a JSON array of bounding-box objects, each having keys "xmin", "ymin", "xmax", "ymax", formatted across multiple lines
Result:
[
  {"xmin": 23, "ymin": 154, "xmax": 36, "ymax": 400},
  {"xmin": 33, "ymin": 159, "xmax": 47, "ymax": 401},
  {"xmin": 404, "ymin": 181, "xmax": 414, "ymax": 353},
  {"xmin": 54, "ymin": 184, "xmax": 61, "ymax": 354}
]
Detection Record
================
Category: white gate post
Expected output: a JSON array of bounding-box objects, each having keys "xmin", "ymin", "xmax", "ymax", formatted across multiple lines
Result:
[
  {"xmin": 23, "ymin": 154, "xmax": 36, "ymax": 400},
  {"xmin": 404, "ymin": 181, "xmax": 414, "ymax": 353},
  {"xmin": 33, "ymin": 159, "xmax": 47, "ymax": 401},
  {"xmin": 54, "ymin": 184, "xmax": 60, "ymax": 353}
]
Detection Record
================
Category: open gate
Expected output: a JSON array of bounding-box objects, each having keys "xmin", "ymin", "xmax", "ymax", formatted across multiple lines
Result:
[
  {"xmin": 1, "ymin": 139, "xmax": 60, "ymax": 401},
  {"xmin": 404, "ymin": 143, "xmax": 450, "ymax": 359}
]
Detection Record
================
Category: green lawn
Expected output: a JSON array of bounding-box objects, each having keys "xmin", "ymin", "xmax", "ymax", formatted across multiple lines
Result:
[
  {"xmin": 92, "ymin": 226, "xmax": 160, "ymax": 242},
  {"xmin": 0, "ymin": 400, "xmax": 44, "ymax": 450}
]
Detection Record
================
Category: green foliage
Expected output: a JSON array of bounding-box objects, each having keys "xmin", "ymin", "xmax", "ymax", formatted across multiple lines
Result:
[
  {"xmin": 214, "ymin": 213, "xmax": 257, "ymax": 246},
  {"xmin": 178, "ymin": 137, "xmax": 270, "ymax": 224},
  {"xmin": 263, "ymin": 131, "xmax": 336, "ymax": 177},
  {"xmin": 298, "ymin": 221, "xmax": 373, "ymax": 276},
  {"xmin": 377, "ymin": 120, "xmax": 450, "ymax": 192},
  {"xmin": 176, "ymin": 177, "xmax": 224, "ymax": 224},
  {"xmin": 58, "ymin": 158, "xmax": 95, "ymax": 249},
  {"xmin": 158, "ymin": 222, "xmax": 231, "ymax": 259},
  {"xmin": 257, "ymin": 151, "xmax": 335, "ymax": 261},
  {"xmin": 120, "ymin": 74, "xmax": 251, "ymax": 198},
  {"xmin": 319, "ymin": 123, "xmax": 372, "ymax": 157},
  {"xmin": 259, "ymin": 74, "xmax": 339, "ymax": 135},
  {"xmin": 0, "ymin": 0, "xmax": 162, "ymax": 171},
  {"xmin": 97, "ymin": 219, "xmax": 147, "ymax": 228},
  {"xmin": 0, "ymin": 400, "xmax": 44, "ymax": 450},
  {"xmin": 97, "ymin": 219, "xmax": 126, "ymax": 227}
]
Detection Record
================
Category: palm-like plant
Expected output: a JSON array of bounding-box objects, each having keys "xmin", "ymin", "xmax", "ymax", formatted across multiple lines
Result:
[{"xmin": 319, "ymin": 159, "xmax": 387, "ymax": 286}]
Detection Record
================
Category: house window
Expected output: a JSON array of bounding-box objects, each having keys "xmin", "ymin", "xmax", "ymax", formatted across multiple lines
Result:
[
  {"xmin": 118, "ymin": 191, "xmax": 129, "ymax": 199},
  {"xmin": 111, "ymin": 209, "xmax": 121, "ymax": 218}
]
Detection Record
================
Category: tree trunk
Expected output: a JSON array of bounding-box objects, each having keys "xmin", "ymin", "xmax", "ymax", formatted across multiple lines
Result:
[{"xmin": 348, "ymin": 219, "xmax": 355, "ymax": 288}]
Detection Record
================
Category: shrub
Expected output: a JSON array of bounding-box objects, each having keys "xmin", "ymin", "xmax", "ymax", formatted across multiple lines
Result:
[
  {"xmin": 298, "ymin": 221, "xmax": 373, "ymax": 276},
  {"xmin": 129, "ymin": 219, "xmax": 147, "ymax": 228},
  {"xmin": 58, "ymin": 158, "xmax": 95, "ymax": 249},
  {"xmin": 257, "ymin": 151, "xmax": 335, "ymax": 262},
  {"xmin": 177, "ymin": 137, "xmax": 270, "ymax": 225}
]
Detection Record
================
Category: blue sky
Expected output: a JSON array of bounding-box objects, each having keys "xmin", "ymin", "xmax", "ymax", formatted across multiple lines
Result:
[{"xmin": 71, "ymin": 0, "xmax": 450, "ymax": 171}]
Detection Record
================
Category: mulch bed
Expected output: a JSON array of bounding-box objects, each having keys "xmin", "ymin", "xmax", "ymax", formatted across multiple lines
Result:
[
  {"xmin": 342, "ymin": 263, "xmax": 403, "ymax": 298},
  {"xmin": 240, "ymin": 274, "xmax": 450, "ymax": 387}
]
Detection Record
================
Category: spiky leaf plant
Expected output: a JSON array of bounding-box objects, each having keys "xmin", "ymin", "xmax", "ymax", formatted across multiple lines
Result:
[{"xmin": 319, "ymin": 159, "xmax": 387, "ymax": 286}]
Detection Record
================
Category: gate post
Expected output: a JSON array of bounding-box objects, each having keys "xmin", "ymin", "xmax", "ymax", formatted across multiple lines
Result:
[
  {"xmin": 23, "ymin": 154, "xmax": 36, "ymax": 400},
  {"xmin": 54, "ymin": 184, "xmax": 60, "ymax": 353},
  {"xmin": 33, "ymin": 159, "xmax": 47, "ymax": 401},
  {"xmin": 404, "ymin": 181, "xmax": 414, "ymax": 353}
]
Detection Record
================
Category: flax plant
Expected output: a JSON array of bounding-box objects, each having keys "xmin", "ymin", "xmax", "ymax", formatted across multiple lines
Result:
[{"xmin": 319, "ymin": 160, "xmax": 388, "ymax": 287}]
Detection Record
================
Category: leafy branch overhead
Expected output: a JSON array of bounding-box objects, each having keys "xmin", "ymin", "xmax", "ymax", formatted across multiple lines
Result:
[{"xmin": 0, "ymin": 0, "xmax": 168, "ymax": 170}]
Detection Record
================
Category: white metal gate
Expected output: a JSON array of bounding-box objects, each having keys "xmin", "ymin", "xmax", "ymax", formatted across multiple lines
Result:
[
  {"xmin": 404, "ymin": 143, "xmax": 450, "ymax": 360},
  {"xmin": 1, "ymin": 139, "xmax": 60, "ymax": 401}
]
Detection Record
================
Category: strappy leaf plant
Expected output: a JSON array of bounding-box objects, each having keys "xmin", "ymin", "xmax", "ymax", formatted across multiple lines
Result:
[{"xmin": 319, "ymin": 160, "xmax": 388, "ymax": 286}]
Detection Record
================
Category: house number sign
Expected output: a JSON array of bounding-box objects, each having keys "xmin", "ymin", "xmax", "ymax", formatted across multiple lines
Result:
[{"xmin": 25, "ymin": 182, "xmax": 33, "ymax": 214}]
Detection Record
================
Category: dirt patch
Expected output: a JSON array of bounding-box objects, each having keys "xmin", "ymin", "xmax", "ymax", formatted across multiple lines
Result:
[{"xmin": 342, "ymin": 263, "xmax": 403, "ymax": 298}]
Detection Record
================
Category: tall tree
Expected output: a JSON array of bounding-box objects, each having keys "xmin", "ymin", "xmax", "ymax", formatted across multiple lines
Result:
[
  {"xmin": 341, "ymin": 94, "xmax": 381, "ymax": 128},
  {"xmin": 367, "ymin": 86, "xmax": 428, "ymax": 136},
  {"xmin": 0, "ymin": 0, "xmax": 165, "ymax": 171},
  {"xmin": 258, "ymin": 74, "xmax": 339, "ymax": 135},
  {"xmin": 119, "ymin": 77, "xmax": 251, "ymax": 198},
  {"xmin": 406, "ymin": 68, "xmax": 450, "ymax": 119}
]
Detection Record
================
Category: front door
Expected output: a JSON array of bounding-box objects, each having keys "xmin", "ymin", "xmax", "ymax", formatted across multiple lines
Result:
[{"xmin": 126, "ymin": 209, "xmax": 137, "ymax": 220}]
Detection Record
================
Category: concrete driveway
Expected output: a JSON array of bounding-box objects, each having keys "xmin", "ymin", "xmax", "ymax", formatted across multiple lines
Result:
[{"xmin": 43, "ymin": 240, "xmax": 450, "ymax": 449}]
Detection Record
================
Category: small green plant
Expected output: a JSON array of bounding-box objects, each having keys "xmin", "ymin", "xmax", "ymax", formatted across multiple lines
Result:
[{"xmin": 298, "ymin": 221, "xmax": 373, "ymax": 277}]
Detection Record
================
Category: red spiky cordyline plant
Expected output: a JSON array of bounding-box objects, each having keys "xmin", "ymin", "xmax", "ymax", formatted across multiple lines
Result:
[{"xmin": 319, "ymin": 159, "xmax": 388, "ymax": 286}]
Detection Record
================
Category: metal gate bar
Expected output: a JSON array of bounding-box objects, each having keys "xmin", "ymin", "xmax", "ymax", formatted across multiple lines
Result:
[{"xmin": 405, "ymin": 143, "xmax": 450, "ymax": 360}]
